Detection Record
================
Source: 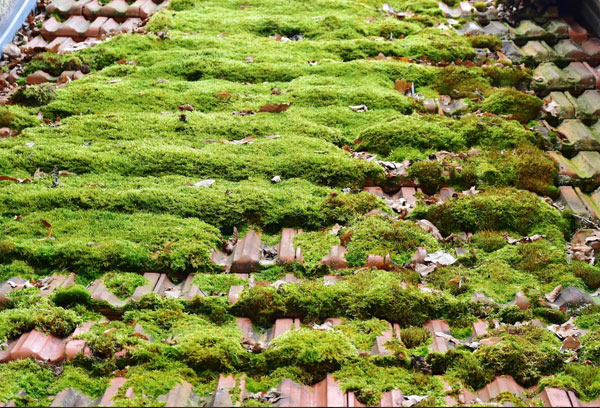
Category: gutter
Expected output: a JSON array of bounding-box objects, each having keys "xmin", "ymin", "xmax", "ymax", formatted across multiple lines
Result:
[{"xmin": 0, "ymin": 0, "xmax": 37, "ymax": 52}]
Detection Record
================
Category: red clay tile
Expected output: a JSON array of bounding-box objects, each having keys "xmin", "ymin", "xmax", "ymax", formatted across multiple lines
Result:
[
  {"xmin": 277, "ymin": 228, "xmax": 299, "ymax": 263},
  {"xmin": 212, "ymin": 375, "xmax": 237, "ymax": 407},
  {"xmin": 118, "ymin": 18, "xmax": 142, "ymax": 33},
  {"xmin": 379, "ymin": 389, "xmax": 403, "ymax": 407},
  {"xmin": 99, "ymin": 377, "xmax": 127, "ymax": 407},
  {"xmin": 100, "ymin": 18, "xmax": 121, "ymax": 36},
  {"xmin": 559, "ymin": 186, "xmax": 590, "ymax": 215},
  {"xmin": 10, "ymin": 330, "xmax": 66, "ymax": 363},
  {"xmin": 313, "ymin": 374, "xmax": 346, "ymax": 407},
  {"xmin": 0, "ymin": 277, "xmax": 28, "ymax": 303},
  {"xmin": 472, "ymin": 320, "xmax": 489, "ymax": 337},
  {"xmin": 42, "ymin": 17, "xmax": 63, "ymax": 40},
  {"xmin": 57, "ymin": 15, "xmax": 90, "ymax": 38},
  {"xmin": 130, "ymin": 272, "xmax": 161, "ymax": 301},
  {"xmin": 102, "ymin": 0, "xmax": 130, "ymax": 18},
  {"xmin": 139, "ymin": 0, "xmax": 167, "ymax": 19},
  {"xmin": 478, "ymin": 375, "xmax": 524, "ymax": 402},
  {"xmin": 347, "ymin": 391, "xmax": 366, "ymax": 407},
  {"xmin": 83, "ymin": 0, "xmax": 103, "ymax": 18},
  {"xmin": 161, "ymin": 381, "xmax": 199, "ymax": 407},
  {"xmin": 181, "ymin": 274, "xmax": 206, "ymax": 300},
  {"xmin": 65, "ymin": 339, "xmax": 90, "ymax": 360},
  {"xmin": 537, "ymin": 388, "xmax": 577, "ymax": 407},
  {"xmin": 583, "ymin": 38, "xmax": 600, "ymax": 65},
  {"xmin": 270, "ymin": 318, "xmax": 298, "ymax": 340},
  {"xmin": 230, "ymin": 230, "xmax": 261, "ymax": 273},
  {"xmin": 39, "ymin": 273, "xmax": 76, "ymax": 296},
  {"xmin": 565, "ymin": 17, "xmax": 589, "ymax": 43},
  {"xmin": 47, "ymin": 37, "xmax": 77, "ymax": 54},
  {"xmin": 50, "ymin": 388, "xmax": 93, "ymax": 407},
  {"xmin": 424, "ymin": 320, "xmax": 450, "ymax": 335},
  {"xmin": 228, "ymin": 285, "xmax": 244, "ymax": 305},
  {"xmin": 26, "ymin": 70, "xmax": 53, "ymax": 85},
  {"xmin": 277, "ymin": 379, "xmax": 314, "ymax": 407},
  {"xmin": 22, "ymin": 37, "xmax": 48, "ymax": 53},
  {"xmin": 321, "ymin": 245, "xmax": 349, "ymax": 269},
  {"xmin": 514, "ymin": 292, "xmax": 530, "ymax": 309}
]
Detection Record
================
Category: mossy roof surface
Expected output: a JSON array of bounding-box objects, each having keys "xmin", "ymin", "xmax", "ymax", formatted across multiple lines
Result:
[{"xmin": 1, "ymin": 0, "xmax": 599, "ymax": 406}]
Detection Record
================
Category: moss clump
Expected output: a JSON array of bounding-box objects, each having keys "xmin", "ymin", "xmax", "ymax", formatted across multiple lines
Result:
[
  {"xmin": 539, "ymin": 364, "xmax": 600, "ymax": 402},
  {"xmin": 265, "ymin": 328, "xmax": 358, "ymax": 383},
  {"xmin": 344, "ymin": 216, "xmax": 439, "ymax": 266},
  {"xmin": 104, "ymin": 272, "xmax": 149, "ymax": 299},
  {"xmin": 293, "ymin": 231, "xmax": 339, "ymax": 265},
  {"xmin": 468, "ymin": 35, "xmax": 502, "ymax": 51},
  {"xmin": 481, "ymin": 89, "xmax": 542, "ymax": 123},
  {"xmin": 414, "ymin": 188, "xmax": 568, "ymax": 236},
  {"xmin": 399, "ymin": 326, "xmax": 431, "ymax": 349},
  {"xmin": 168, "ymin": 0, "xmax": 196, "ymax": 10},
  {"xmin": 407, "ymin": 160, "xmax": 444, "ymax": 195},
  {"xmin": 12, "ymin": 84, "xmax": 56, "ymax": 107},
  {"xmin": 52, "ymin": 285, "xmax": 91, "ymax": 307},
  {"xmin": 192, "ymin": 274, "xmax": 247, "ymax": 295},
  {"xmin": 572, "ymin": 261, "xmax": 600, "ymax": 290},
  {"xmin": 357, "ymin": 114, "xmax": 536, "ymax": 159},
  {"xmin": 471, "ymin": 231, "xmax": 506, "ymax": 253}
]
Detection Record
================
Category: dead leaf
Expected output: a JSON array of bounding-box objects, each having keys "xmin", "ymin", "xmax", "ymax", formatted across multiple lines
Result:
[
  {"xmin": 349, "ymin": 105, "xmax": 368, "ymax": 113},
  {"xmin": 178, "ymin": 104, "xmax": 195, "ymax": 112},
  {"xmin": 233, "ymin": 110, "xmax": 256, "ymax": 116},
  {"xmin": 271, "ymin": 88, "xmax": 281, "ymax": 95},
  {"xmin": 394, "ymin": 78, "xmax": 413, "ymax": 95},
  {"xmin": 340, "ymin": 230, "xmax": 353, "ymax": 245},
  {"xmin": 258, "ymin": 102, "xmax": 293, "ymax": 113},
  {"xmin": 224, "ymin": 136, "xmax": 254, "ymax": 145},
  {"xmin": 164, "ymin": 241, "xmax": 174, "ymax": 253},
  {"xmin": 216, "ymin": 92, "xmax": 232, "ymax": 99},
  {"xmin": 14, "ymin": 215, "xmax": 22, "ymax": 221},
  {"xmin": 0, "ymin": 175, "xmax": 32, "ymax": 183},
  {"xmin": 245, "ymin": 56, "xmax": 254, "ymax": 63},
  {"xmin": 58, "ymin": 170, "xmax": 77, "ymax": 177},
  {"xmin": 217, "ymin": 32, "xmax": 226, "ymax": 38},
  {"xmin": 41, "ymin": 219, "xmax": 53, "ymax": 240}
]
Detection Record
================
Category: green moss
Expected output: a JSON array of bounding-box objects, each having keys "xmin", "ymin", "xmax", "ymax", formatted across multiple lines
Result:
[
  {"xmin": 572, "ymin": 261, "xmax": 600, "ymax": 290},
  {"xmin": 407, "ymin": 160, "xmax": 444, "ymax": 195},
  {"xmin": 472, "ymin": 231, "xmax": 506, "ymax": 253},
  {"xmin": 104, "ymin": 272, "xmax": 149, "ymax": 299},
  {"xmin": 265, "ymin": 328, "xmax": 358, "ymax": 383},
  {"xmin": 192, "ymin": 274, "xmax": 247, "ymax": 295},
  {"xmin": 12, "ymin": 84, "xmax": 56, "ymax": 107},
  {"xmin": 293, "ymin": 231, "xmax": 339, "ymax": 265},
  {"xmin": 399, "ymin": 327, "xmax": 431, "ymax": 349},
  {"xmin": 481, "ymin": 89, "xmax": 542, "ymax": 123},
  {"xmin": 344, "ymin": 216, "xmax": 439, "ymax": 266},
  {"xmin": 414, "ymin": 188, "xmax": 568, "ymax": 236}
]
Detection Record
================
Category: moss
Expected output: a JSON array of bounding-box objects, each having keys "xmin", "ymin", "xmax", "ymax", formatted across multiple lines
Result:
[
  {"xmin": 265, "ymin": 328, "xmax": 358, "ymax": 383},
  {"xmin": 468, "ymin": 35, "xmax": 502, "ymax": 51},
  {"xmin": 12, "ymin": 84, "xmax": 56, "ymax": 107},
  {"xmin": 539, "ymin": 364, "xmax": 600, "ymax": 402},
  {"xmin": 414, "ymin": 188, "xmax": 569, "ymax": 236},
  {"xmin": 334, "ymin": 359, "xmax": 442, "ymax": 406},
  {"xmin": 293, "ymin": 231, "xmax": 339, "ymax": 265},
  {"xmin": 481, "ymin": 89, "xmax": 542, "ymax": 123},
  {"xmin": 399, "ymin": 327, "xmax": 431, "ymax": 349},
  {"xmin": 357, "ymin": 114, "xmax": 536, "ymax": 159},
  {"xmin": 572, "ymin": 261, "xmax": 600, "ymax": 290},
  {"xmin": 192, "ymin": 274, "xmax": 247, "ymax": 295},
  {"xmin": 344, "ymin": 216, "xmax": 438, "ymax": 266},
  {"xmin": 580, "ymin": 330, "xmax": 600, "ymax": 365},
  {"xmin": 52, "ymin": 284, "xmax": 91, "ymax": 307},
  {"xmin": 169, "ymin": 0, "xmax": 196, "ymax": 10},
  {"xmin": 104, "ymin": 272, "xmax": 149, "ymax": 299},
  {"xmin": 407, "ymin": 160, "xmax": 444, "ymax": 195},
  {"xmin": 472, "ymin": 231, "xmax": 506, "ymax": 253}
]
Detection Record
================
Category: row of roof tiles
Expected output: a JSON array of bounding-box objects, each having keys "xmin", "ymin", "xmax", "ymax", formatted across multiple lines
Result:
[
  {"xmin": 46, "ymin": 0, "xmax": 167, "ymax": 20},
  {"xmin": 42, "ymin": 16, "xmax": 143, "ymax": 41}
]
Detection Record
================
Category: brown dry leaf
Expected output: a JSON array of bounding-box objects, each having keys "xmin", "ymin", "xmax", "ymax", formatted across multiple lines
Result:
[
  {"xmin": 1, "ymin": 175, "xmax": 32, "ymax": 183},
  {"xmin": 233, "ymin": 110, "xmax": 256, "ymax": 116},
  {"xmin": 349, "ymin": 105, "xmax": 368, "ymax": 113},
  {"xmin": 394, "ymin": 78, "xmax": 413, "ymax": 95},
  {"xmin": 240, "ymin": 5, "xmax": 252, "ymax": 9},
  {"xmin": 271, "ymin": 88, "xmax": 281, "ymax": 95},
  {"xmin": 164, "ymin": 241, "xmax": 174, "ymax": 253},
  {"xmin": 245, "ymin": 56, "xmax": 254, "ymax": 63},
  {"xmin": 14, "ymin": 215, "xmax": 22, "ymax": 221},
  {"xmin": 58, "ymin": 170, "xmax": 77, "ymax": 177},
  {"xmin": 340, "ymin": 230, "xmax": 353, "ymax": 245},
  {"xmin": 225, "ymin": 136, "xmax": 255, "ymax": 145},
  {"xmin": 178, "ymin": 104, "xmax": 195, "ymax": 112},
  {"xmin": 216, "ymin": 92, "xmax": 232, "ymax": 99},
  {"xmin": 258, "ymin": 102, "xmax": 293, "ymax": 113},
  {"xmin": 217, "ymin": 32, "xmax": 226, "ymax": 38},
  {"xmin": 41, "ymin": 219, "xmax": 53, "ymax": 240}
]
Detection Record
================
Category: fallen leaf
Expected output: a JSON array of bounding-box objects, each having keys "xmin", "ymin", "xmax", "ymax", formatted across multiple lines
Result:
[
  {"xmin": 163, "ymin": 241, "xmax": 174, "ymax": 253},
  {"xmin": 0, "ymin": 175, "xmax": 32, "ymax": 183},
  {"xmin": 178, "ymin": 104, "xmax": 195, "ymax": 112},
  {"xmin": 349, "ymin": 105, "xmax": 368, "ymax": 113},
  {"xmin": 258, "ymin": 102, "xmax": 293, "ymax": 113},
  {"xmin": 216, "ymin": 92, "xmax": 232, "ymax": 99},
  {"xmin": 394, "ymin": 78, "xmax": 413, "ymax": 95},
  {"xmin": 41, "ymin": 219, "xmax": 53, "ymax": 240},
  {"xmin": 217, "ymin": 32, "xmax": 226, "ymax": 38},
  {"xmin": 58, "ymin": 170, "xmax": 77, "ymax": 177},
  {"xmin": 245, "ymin": 56, "xmax": 254, "ymax": 63},
  {"xmin": 271, "ymin": 88, "xmax": 281, "ymax": 95}
]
